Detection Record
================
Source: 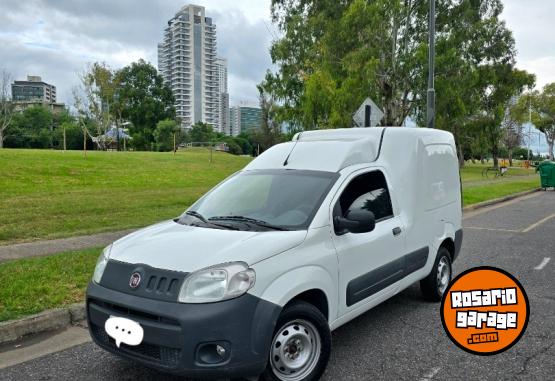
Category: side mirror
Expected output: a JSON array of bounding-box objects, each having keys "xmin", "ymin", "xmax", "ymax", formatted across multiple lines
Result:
[{"xmin": 334, "ymin": 210, "xmax": 376, "ymax": 235}]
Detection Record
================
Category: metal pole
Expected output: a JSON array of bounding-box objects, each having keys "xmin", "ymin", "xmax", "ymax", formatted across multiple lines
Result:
[
  {"xmin": 527, "ymin": 94, "xmax": 532, "ymax": 161},
  {"xmin": 427, "ymin": 0, "xmax": 436, "ymax": 129}
]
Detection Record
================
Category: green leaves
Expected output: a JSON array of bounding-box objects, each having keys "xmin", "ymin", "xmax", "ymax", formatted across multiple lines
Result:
[
  {"xmin": 520, "ymin": 83, "xmax": 555, "ymax": 159},
  {"xmin": 264, "ymin": 0, "xmax": 534, "ymax": 147},
  {"xmin": 74, "ymin": 59, "xmax": 175, "ymax": 151},
  {"xmin": 116, "ymin": 59, "xmax": 175, "ymax": 140}
]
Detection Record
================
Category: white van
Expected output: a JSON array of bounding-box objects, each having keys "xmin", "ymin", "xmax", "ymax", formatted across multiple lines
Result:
[{"xmin": 87, "ymin": 127, "xmax": 463, "ymax": 381}]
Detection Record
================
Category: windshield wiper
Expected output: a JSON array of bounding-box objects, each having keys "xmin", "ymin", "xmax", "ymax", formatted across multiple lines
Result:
[
  {"xmin": 183, "ymin": 210, "xmax": 239, "ymax": 230},
  {"xmin": 185, "ymin": 210, "xmax": 208, "ymax": 223},
  {"xmin": 208, "ymin": 216, "xmax": 289, "ymax": 231}
]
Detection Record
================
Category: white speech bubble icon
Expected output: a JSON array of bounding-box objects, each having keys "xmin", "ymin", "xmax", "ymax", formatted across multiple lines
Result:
[{"xmin": 104, "ymin": 316, "xmax": 144, "ymax": 348}]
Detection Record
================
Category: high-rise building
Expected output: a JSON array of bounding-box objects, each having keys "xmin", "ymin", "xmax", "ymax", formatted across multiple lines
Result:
[
  {"xmin": 230, "ymin": 105, "xmax": 263, "ymax": 136},
  {"xmin": 11, "ymin": 76, "xmax": 57, "ymax": 103},
  {"xmin": 158, "ymin": 4, "xmax": 220, "ymax": 130},
  {"xmin": 216, "ymin": 57, "xmax": 229, "ymax": 135}
]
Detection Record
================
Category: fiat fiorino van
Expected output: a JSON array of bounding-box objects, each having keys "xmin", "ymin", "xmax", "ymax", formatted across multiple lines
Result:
[{"xmin": 87, "ymin": 127, "xmax": 463, "ymax": 381}]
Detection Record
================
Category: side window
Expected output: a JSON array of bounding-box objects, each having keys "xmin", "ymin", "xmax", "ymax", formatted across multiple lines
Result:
[{"xmin": 336, "ymin": 171, "xmax": 394, "ymax": 222}]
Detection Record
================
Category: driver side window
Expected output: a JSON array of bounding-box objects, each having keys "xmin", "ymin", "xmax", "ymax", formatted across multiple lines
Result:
[{"xmin": 335, "ymin": 171, "xmax": 394, "ymax": 222}]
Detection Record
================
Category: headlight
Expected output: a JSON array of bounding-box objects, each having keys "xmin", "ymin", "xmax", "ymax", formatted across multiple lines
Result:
[
  {"xmin": 178, "ymin": 262, "xmax": 256, "ymax": 303},
  {"xmin": 92, "ymin": 245, "xmax": 112, "ymax": 284}
]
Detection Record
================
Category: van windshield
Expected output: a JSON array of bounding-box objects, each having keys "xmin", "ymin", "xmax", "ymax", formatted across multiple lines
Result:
[{"xmin": 181, "ymin": 169, "xmax": 339, "ymax": 231}]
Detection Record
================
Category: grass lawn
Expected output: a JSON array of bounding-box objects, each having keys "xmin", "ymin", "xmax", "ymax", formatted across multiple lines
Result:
[
  {"xmin": 0, "ymin": 150, "xmax": 541, "ymax": 245},
  {"xmin": 0, "ymin": 158, "xmax": 542, "ymax": 322},
  {"xmin": 0, "ymin": 149, "xmax": 251, "ymax": 244},
  {"xmin": 460, "ymin": 162, "xmax": 539, "ymax": 205},
  {"xmin": 0, "ymin": 247, "xmax": 100, "ymax": 322}
]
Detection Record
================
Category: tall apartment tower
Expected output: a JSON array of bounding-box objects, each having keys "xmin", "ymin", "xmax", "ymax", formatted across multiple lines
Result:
[
  {"xmin": 217, "ymin": 57, "xmax": 229, "ymax": 135},
  {"xmin": 158, "ymin": 4, "xmax": 219, "ymax": 130}
]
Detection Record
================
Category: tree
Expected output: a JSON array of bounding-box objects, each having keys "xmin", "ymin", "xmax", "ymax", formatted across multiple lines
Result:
[
  {"xmin": 262, "ymin": 0, "xmax": 535, "ymax": 169},
  {"xmin": 5, "ymin": 106, "xmax": 54, "ymax": 148},
  {"xmin": 73, "ymin": 62, "xmax": 119, "ymax": 150},
  {"xmin": 252, "ymin": 86, "xmax": 284, "ymax": 152},
  {"xmin": 473, "ymin": 66, "xmax": 534, "ymax": 168},
  {"xmin": 466, "ymin": 120, "xmax": 490, "ymax": 164},
  {"xmin": 56, "ymin": 120, "xmax": 86, "ymax": 150},
  {"xmin": 501, "ymin": 110, "xmax": 523, "ymax": 167},
  {"xmin": 530, "ymin": 83, "xmax": 555, "ymax": 160},
  {"xmin": 0, "ymin": 69, "xmax": 14, "ymax": 148},
  {"xmin": 189, "ymin": 122, "xmax": 214, "ymax": 144},
  {"xmin": 116, "ymin": 59, "xmax": 175, "ymax": 149},
  {"xmin": 154, "ymin": 119, "xmax": 179, "ymax": 152},
  {"xmin": 262, "ymin": 0, "xmax": 429, "ymax": 128}
]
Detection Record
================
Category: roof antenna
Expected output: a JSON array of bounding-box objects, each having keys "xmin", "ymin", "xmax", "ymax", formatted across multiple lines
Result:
[{"xmin": 283, "ymin": 131, "xmax": 303, "ymax": 166}]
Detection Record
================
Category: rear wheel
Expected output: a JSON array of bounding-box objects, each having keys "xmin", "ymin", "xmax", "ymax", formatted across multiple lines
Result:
[
  {"xmin": 420, "ymin": 247, "xmax": 452, "ymax": 302},
  {"xmin": 260, "ymin": 301, "xmax": 331, "ymax": 381}
]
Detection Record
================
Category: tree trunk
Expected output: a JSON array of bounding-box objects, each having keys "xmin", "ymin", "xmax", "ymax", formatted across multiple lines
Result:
[
  {"xmin": 492, "ymin": 144, "xmax": 499, "ymax": 168},
  {"xmin": 458, "ymin": 143, "xmax": 465, "ymax": 168},
  {"xmin": 454, "ymin": 125, "xmax": 465, "ymax": 168},
  {"xmin": 508, "ymin": 149, "xmax": 513, "ymax": 167},
  {"xmin": 0, "ymin": 129, "xmax": 3, "ymax": 148},
  {"xmin": 548, "ymin": 141, "xmax": 554, "ymax": 161}
]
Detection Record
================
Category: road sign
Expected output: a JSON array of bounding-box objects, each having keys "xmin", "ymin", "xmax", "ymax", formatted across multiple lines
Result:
[{"xmin": 353, "ymin": 97, "xmax": 384, "ymax": 127}]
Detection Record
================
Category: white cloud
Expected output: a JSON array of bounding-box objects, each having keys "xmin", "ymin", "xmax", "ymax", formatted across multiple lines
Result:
[
  {"xmin": 0, "ymin": 0, "xmax": 273, "ymax": 106},
  {"xmin": 516, "ymin": 57, "xmax": 555, "ymax": 90},
  {"xmin": 2, "ymin": 0, "xmax": 552, "ymax": 109},
  {"xmin": 501, "ymin": 0, "xmax": 555, "ymax": 89}
]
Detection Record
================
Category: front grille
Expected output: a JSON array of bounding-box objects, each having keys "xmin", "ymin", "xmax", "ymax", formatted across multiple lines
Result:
[
  {"xmin": 94, "ymin": 299, "xmax": 179, "ymax": 326},
  {"xmin": 91, "ymin": 323, "xmax": 181, "ymax": 367},
  {"xmin": 100, "ymin": 260, "xmax": 188, "ymax": 302}
]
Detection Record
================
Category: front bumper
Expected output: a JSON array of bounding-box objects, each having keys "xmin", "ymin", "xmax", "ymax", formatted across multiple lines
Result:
[{"xmin": 86, "ymin": 282, "xmax": 281, "ymax": 378}]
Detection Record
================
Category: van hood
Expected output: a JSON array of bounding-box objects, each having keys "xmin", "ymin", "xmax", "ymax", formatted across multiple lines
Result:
[{"xmin": 109, "ymin": 220, "xmax": 307, "ymax": 272}]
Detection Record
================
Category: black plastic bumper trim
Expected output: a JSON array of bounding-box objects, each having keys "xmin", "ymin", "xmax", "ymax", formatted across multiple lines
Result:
[
  {"xmin": 454, "ymin": 229, "xmax": 463, "ymax": 261},
  {"xmin": 86, "ymin": 282, "xmax": 281, "ymax": 378},
  {"xmin": 346, "ymin": 246, "xmax": 429, "ymax": 306}
]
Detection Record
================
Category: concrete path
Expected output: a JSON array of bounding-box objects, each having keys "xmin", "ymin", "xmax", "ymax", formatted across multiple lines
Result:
[{"xmin": 0, "ymin": 229, "xmax": 136, "ymax": 263}]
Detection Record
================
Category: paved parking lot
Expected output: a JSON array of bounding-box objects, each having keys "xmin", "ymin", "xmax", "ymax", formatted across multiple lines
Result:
[{"xmin": 0, "ymin": 192, "xmax": 553, "ymax": 380}]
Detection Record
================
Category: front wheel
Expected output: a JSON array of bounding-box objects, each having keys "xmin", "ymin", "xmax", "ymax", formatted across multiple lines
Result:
[
  {"xmin": 260, "ymin": 301, "xmax": 331, "ymax": 381},
  {"xmin": 420, "ymin": 247, "xmax": 452, "ymax": 302}
]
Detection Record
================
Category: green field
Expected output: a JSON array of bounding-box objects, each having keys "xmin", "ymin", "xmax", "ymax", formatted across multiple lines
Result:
[
  {"xmin": 0, "ymin": 149, "xmax": 540, "ymax": 245},
  {"xmin": 0, "ymin": 149, "xmax": 251, "ymax": 244},
  {"xmin": 0, "ymin": 151, "xmax": 542, "ymax": 322},
  {"xmin": 460, "ymin": 163, "xmax": 539, "ymax": 205},
  {"xmin": 0, "ymin": 247, "xmax": 100, "ymax": 322}
]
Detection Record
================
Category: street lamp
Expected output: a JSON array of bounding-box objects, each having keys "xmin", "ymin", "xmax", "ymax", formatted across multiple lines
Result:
[{"xmin": 427, "ymin": 0, "xmax": 436, "ymax": 129}]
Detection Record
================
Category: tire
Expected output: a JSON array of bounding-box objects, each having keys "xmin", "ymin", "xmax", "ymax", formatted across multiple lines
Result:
[
  {"xmin": 259, "ymin": 301, "xmax": 331, "ymax": 381},
  {"xmin": 420, "ymin": 247, "xmax": 452, "ymax": 302}
]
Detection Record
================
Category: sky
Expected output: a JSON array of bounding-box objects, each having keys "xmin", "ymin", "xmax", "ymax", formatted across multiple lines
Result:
[
  {"xmin": 0, "ymin": 0, "xmax": 553, "ymax": 152},
  {"xmin": 0, "ymin": 0, "xmax": 275, "ymax": 106}
]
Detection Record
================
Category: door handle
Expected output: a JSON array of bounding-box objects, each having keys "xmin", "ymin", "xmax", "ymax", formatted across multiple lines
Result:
[{"xmin": 392, "ymin": 227, "xmax": 402, "ymax": 236}]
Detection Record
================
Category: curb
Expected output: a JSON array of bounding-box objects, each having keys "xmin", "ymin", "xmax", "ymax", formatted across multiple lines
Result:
[
  {"xmin": 0, "ymin": 303, "xmax": 86, "ymax": 345},
  {"xmin": 462, "ymin": 188, "xmax": 541, "ymax": 212}
]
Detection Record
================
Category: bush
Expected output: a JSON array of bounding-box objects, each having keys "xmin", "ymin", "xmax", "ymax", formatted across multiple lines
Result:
[{"xmin": 154, "ymin": 119, "xmax": 179, "ymax": 151}]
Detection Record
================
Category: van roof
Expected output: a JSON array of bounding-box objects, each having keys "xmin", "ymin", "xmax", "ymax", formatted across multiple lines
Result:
[{"xmin": 244, "ymin": 127, "xmax": 453, "ymax": 173}]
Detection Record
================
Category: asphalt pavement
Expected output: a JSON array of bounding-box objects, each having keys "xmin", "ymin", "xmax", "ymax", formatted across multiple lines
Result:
[{"xmin": 0, "ymin": 192, "xmax": 553, "ymax": 380}]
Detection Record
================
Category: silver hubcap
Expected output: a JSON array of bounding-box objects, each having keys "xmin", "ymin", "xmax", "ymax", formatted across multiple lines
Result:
[
  {"xmin": 437, "ymin": 256, "xmax": 451, "ymax": 295},
  {"xmin": 270, "ymin": 319, "xmax": 321, "ymax": 381}
]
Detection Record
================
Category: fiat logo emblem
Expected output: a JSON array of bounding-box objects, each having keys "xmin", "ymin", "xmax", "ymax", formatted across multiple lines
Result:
[{"xmin": 129, "ymin": 272, "xmax": 141, "ymax": 289}]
